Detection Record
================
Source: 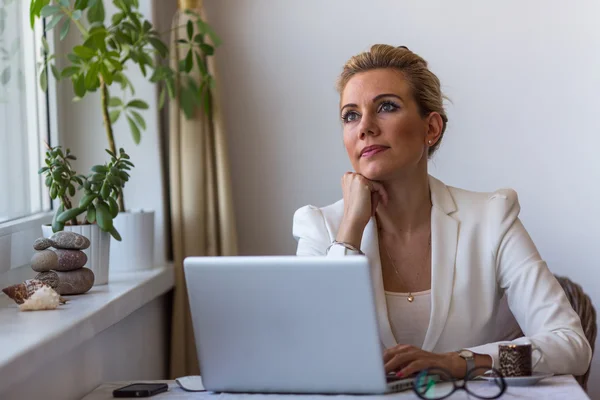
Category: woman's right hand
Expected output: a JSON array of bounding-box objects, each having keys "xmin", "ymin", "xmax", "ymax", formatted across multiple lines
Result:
[{"xmin": 336, "ymin": 172, "xmax": 388, "ymax": 248}]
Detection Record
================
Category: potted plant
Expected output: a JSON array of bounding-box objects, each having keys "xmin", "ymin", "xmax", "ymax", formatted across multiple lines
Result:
[
  {"xmin": 29, "ymin": 0, "xmax": 219, "ymax": 271},
  {"xmin": 39, "ymin": 144, "xmax": 133, "ymax": 284}
]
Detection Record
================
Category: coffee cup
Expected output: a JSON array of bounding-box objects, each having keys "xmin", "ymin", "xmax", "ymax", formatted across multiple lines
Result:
[{"xmin": 498, "ymin": 343, "xmax": 542, "ymax": 377}]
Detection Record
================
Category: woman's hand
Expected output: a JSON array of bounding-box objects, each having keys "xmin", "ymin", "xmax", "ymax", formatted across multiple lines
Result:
[
  {"xmin": 336, "ymin": 172, "xmax": 388, "ymax": 248},
  {"xmin": 384, "ymin": 344, "xmax": 466, "ymax": 379}
]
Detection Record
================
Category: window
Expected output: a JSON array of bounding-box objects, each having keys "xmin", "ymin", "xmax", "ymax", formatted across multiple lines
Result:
[{"xmin": 0, "ymin": 0, "xmax": 51, "ymax": 224}]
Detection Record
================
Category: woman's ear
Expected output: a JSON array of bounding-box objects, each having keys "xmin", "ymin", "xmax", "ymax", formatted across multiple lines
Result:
[{"xmin": 425, "ymin": 112, "xmax": 443, "ymax": 146}]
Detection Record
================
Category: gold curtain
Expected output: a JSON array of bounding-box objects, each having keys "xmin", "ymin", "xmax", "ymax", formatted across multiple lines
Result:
[{"xmin": 168, "ymin": 0, "xmax": 238, "ymax": 378}]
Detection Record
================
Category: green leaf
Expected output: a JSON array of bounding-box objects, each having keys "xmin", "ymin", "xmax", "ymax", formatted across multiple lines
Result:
[
  {"xmin": 31, "ymin": 0, "xmax": 51, "ymax": 28},
  {"xmin": 112, "ymin": 12, "xmax": 124, "ymax": 25},
  {"xmin": 126, "ymin": 99, "xmax": 149, "ymax": 109},
  {"xmin": 148, "ymin": 37, "xmax": 168, "ymax": 58},
  {"xmin": 86, "ymin": 203, "xmax": 96, "ymax": 223},
  {"xmin": 58, "ymin": 0, "xmax": 70, "ymax": 7},
  {"xmin": 40, "ymin": 5, "xmax": 61, "ymax": 17},
  {"xmin": 105, "ymin": 149, "xmax": 116, "ymax": 157},
  {"xmin": 95, "ymin": 201, "xmax": 113, "ymax": 231},
  {"xmin": 87, "ymin": 0, "xmax": 105, "ymax": 24},
  {"xmin": 193, "ymin": 34, "xmax": 203, "ymax": 45},
  {"xmin": 68, "ymin": 183, "xmax": 76, "ymax": 197},
  {"xmin": 90, "ymin": 173, "xmax": 105, "ymax": 182},
  {"xmin": 85, "ymin": 64, "xmax": 99, "ymax": 90},
  {"xmin": 200, "ymin": 43, "xmax": 214, "ymax": 56},
  {"xmin": 1, "ymin": 67, "xmax": 10, "ymax": 85},
  {"xmin": 79, "ymin": 193, "xmax": 97, "ymax": 208},
  {"xmin": 110, "ymin": 226, "xmax": 122, "ymax": 241},
  {"xmin": 57, "ymin": 207, "xmax": 84, "ymax": 223},
  {"xmin": 73, "ymin": 74, "xmax": 86, "ymax": 97},
  {"xmin": 91, "ymin": 165, "xmax": 108, "ymax": 173},
  {"xmin": 61, "ymin": 66, "xmax": 79, "ymax": 78},
  {"xmin": 59, "ymin": 20, "xmax": 71, "ymax": 41},
  {"xmin": 100, "ymin": 182, "xmax": 111, "ymax": 199},
  {"xmin": 185, "ymin": 50, "xmax": 193, "ymax": 73},
  {"xmin": 73, "ymin": 45, "xmax": 95, "ymax": 60},
  {"xmin": 40, "ymin": 69, "xmax": 48, "ymax": 92},
  {"xmin": 45, "ymin": 15, "xmax": 64, "ymax": 32},
  {"xmin": 109, "ymin": 110, "xmax": 121, "ymax": 123},
  {"xmin": 67, "ymin": 53, "xmax": 81, "ymax": 64},
  {"xmin": 71, "ymin": 10, "xmax": 83, "ymax": 20},
  {"xmin": 109, "ymin": 97, "xmax": 122, "ymax": 107},
  {"xmin": 130, "ymin": 110, "xmax": 146, "ymax": 130},
  {"xmin": 108, "ymin": 196, "xmax": 119, "ymax": 217},
  {"xmin": 187, "ymin": 20, "xmax": 193, "ymax": 40},
  {"xmin": 41, "ymin": 37, "xmax": 50, "ymax": 54},
  {"xmin": 126, "ymin": 116, "xmax": 141, "ymax": 144},
  {"xmin": 49, "ymin": 64, "xmax": 60, "ymax": 80},
  {"xmin": 74, "ymin": 0, "xmax": 89, "ymax": 10},
  {"xmin": 195, "ymin": 52, "xmax": 207, "ymax": 76}
]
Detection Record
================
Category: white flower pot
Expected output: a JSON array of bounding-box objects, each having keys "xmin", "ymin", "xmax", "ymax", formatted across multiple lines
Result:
[
  {"xmin": 42, "ymin": 223, "xmax": 111, "ymax": 285},
  {"xmin": 109, "ymin": 210, "xmax": 155, "ymax": 272}
]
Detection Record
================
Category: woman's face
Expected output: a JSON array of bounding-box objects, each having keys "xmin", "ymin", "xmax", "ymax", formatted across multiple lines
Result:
[{"xmin": 340, "ymin": 68, "xmax": 436, "ymax": 181}]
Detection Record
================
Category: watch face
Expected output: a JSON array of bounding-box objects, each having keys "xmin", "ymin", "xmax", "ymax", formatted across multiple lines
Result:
[{"xmin": 459, "ymin": 350, "xmax": 474, "ymax": 358}]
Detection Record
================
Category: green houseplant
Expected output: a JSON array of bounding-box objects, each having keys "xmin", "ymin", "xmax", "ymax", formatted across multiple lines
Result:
[
  {"xmin": 29, "ymin": 0, "xmax": 219, "ymax": 211},
  {"xmin": 39, "ymin": 144, "xmax": 133, "ymax": 284},
  {"xmin": 30, "ymin": 0, "xmax": 220, "ymax": 271}
]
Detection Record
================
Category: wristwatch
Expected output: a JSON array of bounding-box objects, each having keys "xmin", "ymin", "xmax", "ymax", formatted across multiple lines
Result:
[{"xmin": 457, "ymin": 349, "xmax": 475, "ymax": 374}]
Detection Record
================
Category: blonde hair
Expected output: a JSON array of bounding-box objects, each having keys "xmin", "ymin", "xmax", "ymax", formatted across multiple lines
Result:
[{"xmin": 336, "ymin": 44, "xmax": 448, "ymax": 156}]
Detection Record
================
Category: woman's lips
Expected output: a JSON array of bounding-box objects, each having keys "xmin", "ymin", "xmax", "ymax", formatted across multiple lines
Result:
[{"xmin": 361, "ymin": 146, "xmax": 389, "ymax": 158}]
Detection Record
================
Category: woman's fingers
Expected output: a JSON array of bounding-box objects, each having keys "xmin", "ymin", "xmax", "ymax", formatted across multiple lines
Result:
[{"xmin": 369, "ymin": 180, "xmax": 389, "ymax": 207}]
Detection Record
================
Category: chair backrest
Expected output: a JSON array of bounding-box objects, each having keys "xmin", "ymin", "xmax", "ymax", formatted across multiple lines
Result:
[{"xmin": 554, "ymin": 275, "xmax": 597, "ymax": 391}]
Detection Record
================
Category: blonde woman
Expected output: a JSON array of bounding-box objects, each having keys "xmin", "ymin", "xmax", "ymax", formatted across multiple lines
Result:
[{"xmin": 293, "ymin": 45, "xmax": 591, "ymax": 379}]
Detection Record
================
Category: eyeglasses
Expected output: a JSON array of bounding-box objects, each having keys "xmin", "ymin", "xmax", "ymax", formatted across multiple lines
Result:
[{"xmin": 413, "ymin": 367, "xmax": 506, "ymax": 399}]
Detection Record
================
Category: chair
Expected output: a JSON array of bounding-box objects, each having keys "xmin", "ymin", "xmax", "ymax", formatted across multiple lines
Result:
[{"xmin": 553, "ymin": 275, "xmax": 597, "ymax": 391}]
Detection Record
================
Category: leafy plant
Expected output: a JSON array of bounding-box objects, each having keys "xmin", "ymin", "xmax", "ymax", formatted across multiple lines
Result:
[
  {"xmin": 0, "ymin": 0, "xmax": 24, "ymax": 102},
  {"xmin": 30, "ymin": 0, "xmax": 220, "ymax": 211},
  {"xmin": 39, "ymin": 145, "xmax": 133, "ymax": 240}
]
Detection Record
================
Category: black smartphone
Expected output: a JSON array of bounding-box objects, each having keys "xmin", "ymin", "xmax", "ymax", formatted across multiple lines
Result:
[{"xmin": 113, "ymin": 383, "xmax": 168, "ymax": 398}]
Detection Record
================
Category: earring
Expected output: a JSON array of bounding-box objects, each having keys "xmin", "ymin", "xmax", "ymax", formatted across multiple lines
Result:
[{"xmin": 428, "ymin": 140, "xmax": 432, "ymax": 145}]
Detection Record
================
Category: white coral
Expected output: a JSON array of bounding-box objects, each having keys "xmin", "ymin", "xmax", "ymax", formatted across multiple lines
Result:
[{"xmin": 19, "ymin": 285, "xmax": 61, "ymax": 311}]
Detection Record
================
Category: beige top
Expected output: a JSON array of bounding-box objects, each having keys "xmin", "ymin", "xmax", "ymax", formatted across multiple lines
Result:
[{"xmin": 385, "ymin": 290, "xmax": 432, "ymax": 348}]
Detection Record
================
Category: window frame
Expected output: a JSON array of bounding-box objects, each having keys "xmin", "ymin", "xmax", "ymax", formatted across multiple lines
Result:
[{"xmin": 0, "ymin": 7, "xmax": 58, "ymax": 274}]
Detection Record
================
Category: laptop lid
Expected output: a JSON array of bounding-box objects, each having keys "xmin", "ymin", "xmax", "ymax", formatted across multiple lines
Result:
[{"xmin": 183, "ymin": 256, "xmax": 389, "ymax": 394}]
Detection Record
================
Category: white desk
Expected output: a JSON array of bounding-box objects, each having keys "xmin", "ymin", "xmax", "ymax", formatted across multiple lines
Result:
[{"xmin": 83, "ymin": 375, "xmax": 589, "ymax": 399}]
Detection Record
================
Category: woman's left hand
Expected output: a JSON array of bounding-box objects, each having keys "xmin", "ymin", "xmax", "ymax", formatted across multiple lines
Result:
[{"xmin": 384, "ymin": 344, "xmax": 465, "ymax": 378}]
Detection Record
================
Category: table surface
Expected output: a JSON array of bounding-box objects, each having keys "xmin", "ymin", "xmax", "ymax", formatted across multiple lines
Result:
[{"xmin": 83, "ymin": 375, "xmax": 589, "ymax": 400}]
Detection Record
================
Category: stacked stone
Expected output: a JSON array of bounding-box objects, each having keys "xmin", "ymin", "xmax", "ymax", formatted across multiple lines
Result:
[{"xmin": 31, "ymin": 231, "xmax": 95, "ymax": 295}]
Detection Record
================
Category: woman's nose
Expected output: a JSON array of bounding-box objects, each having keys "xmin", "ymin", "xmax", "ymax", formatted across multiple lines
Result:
[{"xmin": 358, "ymin": 113, "xmax": 380, "ymax": 139}]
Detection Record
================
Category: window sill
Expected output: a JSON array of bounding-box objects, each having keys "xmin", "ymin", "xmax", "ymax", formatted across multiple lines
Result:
[{"xmin": 0, "ymin": 264, "xmax": 175, "ymax": 394}]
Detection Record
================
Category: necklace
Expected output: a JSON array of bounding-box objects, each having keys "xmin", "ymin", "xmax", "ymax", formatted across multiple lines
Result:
[{"xmin": 382, "ymin": 232, "xmax": 431, "ymax": 303}]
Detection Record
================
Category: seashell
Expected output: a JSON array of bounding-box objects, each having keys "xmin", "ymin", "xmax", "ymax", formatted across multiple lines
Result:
[
  {"xmin": 19, "ymin": 285, "xmax": 64, "ymax": 311},
  {"xmin": 2, "ymin": 279, "xmax": 67, "ymax": 308}
]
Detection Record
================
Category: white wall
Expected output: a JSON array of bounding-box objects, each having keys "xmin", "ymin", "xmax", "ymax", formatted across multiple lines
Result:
[
  {"xmin": 56, "ymin": 1, "xmax": 165, "ymax": 265},
  {"xmin": 204, "ymin": 0, "xmax": 600, "ymax": 397}
]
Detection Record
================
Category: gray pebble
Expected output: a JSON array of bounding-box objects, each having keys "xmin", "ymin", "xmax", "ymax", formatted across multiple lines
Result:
[
  {"xmin": 50, "ymin": 231, "xmax": 91, "ymax": 250},
  {"xmin": 53, "ymin": 249, "xmax": 87, "ymax": 271},
  {"xmin": 33, "ymin": 237, "xmax": 53, "ymax": 251},
  {"xmin": 31, "ymin": 250, "xmax": 59, "ymax": 272},
  {"xmin": 35, "ymin": 271, "xmax": 60, "ymax": 290},
  {"xmin": 54, "ymin": 268, "xmax": 95, "ymax": 295}
]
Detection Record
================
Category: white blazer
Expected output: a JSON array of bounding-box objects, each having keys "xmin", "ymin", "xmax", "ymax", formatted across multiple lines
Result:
[{"xmin": 293, "ymin": 175, "xmax": 591, "ymax": 375}]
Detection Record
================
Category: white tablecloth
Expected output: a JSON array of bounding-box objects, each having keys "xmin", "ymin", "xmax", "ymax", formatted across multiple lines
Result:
[{"xmin": 82, "ymin": 375, "xmax": 589, "ymax": 400}]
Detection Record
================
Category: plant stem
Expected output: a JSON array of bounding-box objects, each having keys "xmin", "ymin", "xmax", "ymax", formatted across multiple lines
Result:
[
  {"xmin": 60, "ymin": 6, "xmax": 88, "ymax": 37},
  {"xmin": 61, "ymin": 196, "xmax": 78, "ymax": 226},
  {"xmin": 99, "ymin": 77, "xmax": 125, "ymax": 212}
]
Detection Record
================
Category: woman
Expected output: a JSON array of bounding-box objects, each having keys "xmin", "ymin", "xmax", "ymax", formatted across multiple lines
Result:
[{"xmin": 293, "ymin": 44, "xmax": 591, "ymax": 379}]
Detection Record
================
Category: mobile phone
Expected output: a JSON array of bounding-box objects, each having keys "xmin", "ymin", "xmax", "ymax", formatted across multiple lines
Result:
[{"xmin": 113, "ymin": 383, "xmax": 168, "ymax": 398}]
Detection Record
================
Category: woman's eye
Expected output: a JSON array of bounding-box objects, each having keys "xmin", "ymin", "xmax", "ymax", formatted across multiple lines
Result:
[
  {"xmin": 378, "ymin": 101, "xmax": 399, "ymax": 113},
  {"xmin": 342, "ymin": 111, "xmax": 359, "ymax": 123}
]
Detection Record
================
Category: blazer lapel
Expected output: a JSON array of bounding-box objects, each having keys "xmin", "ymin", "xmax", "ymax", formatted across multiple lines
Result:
[
  {"xmin": 421, "ymin": 176, "xmax": 458, "ymax": 351},
  {"xmin": 361, "ymin": 217, "xmax": 397, "ymax": 349}
]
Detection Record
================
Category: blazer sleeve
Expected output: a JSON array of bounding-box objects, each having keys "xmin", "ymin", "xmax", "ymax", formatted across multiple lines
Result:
[
  {"xmin": 467, "ymin": 189, "xmax": 592, "ymax": 375},
  {"xmin": 293, "ymin": 205, "xmax": 360, "ymax": 257}
]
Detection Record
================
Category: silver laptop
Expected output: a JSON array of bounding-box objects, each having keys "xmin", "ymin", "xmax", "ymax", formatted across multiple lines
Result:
[{"xmin": 183, "ymin": 256, "xmax": 417, "ymax": 394}]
